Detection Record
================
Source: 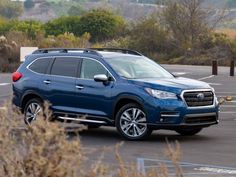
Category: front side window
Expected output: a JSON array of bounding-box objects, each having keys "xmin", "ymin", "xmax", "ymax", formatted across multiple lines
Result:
[
  {"xmin": 80, "ymin": 59, "xmax": 108, "ymax": 79},
  {"xmin": 51, "ymin": 58, "xmax": 79, "ymax": 77},
  {"xmin": 29, "ymin": 58, "xmax": 51, "ymax": 74}
]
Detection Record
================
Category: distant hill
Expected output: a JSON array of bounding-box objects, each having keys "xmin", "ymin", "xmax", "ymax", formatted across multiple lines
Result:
[{"xmin": 19, "ymin": 0, "xmax": 236, "ymax": 29}]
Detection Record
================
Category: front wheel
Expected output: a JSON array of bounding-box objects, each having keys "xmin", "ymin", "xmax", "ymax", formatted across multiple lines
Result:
[
  {"xmin": 175, "ymin": 128, "xmax": 202, "ymax": 136},
  {"xmin": 115, "ymin": 103, "xmax": 152, "ymax": 140}
]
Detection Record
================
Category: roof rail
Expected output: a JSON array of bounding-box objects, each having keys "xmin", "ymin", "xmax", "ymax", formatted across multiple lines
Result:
[
  {"xmin": 90, "ymin": 48, "xmax": 143, "ymax": 56},
  {"xmin": 32, "ymin": 48, "xmax": 102, "ymax": 56}
]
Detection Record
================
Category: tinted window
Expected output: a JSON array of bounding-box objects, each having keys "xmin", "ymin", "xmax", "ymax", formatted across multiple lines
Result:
[
  {"xmin": 81, "ymin": 59, "xmax": 108, "ymax": 79},
  {"xmin": 29, "ymin": 58, "xmax": 51, "ymax": 74},
  {"xmin": 51, "ymin": 58, "xmax": 79, "ymax": 77}
]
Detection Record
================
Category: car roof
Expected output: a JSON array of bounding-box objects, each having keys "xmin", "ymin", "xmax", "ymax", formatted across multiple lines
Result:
[
  {"xmin": 29, "ymin": 48, "xmax": 143, "ymax": 60},
  {"xmin": 97, "ymin": 51, "xmax": 142, "ymax": 58}
]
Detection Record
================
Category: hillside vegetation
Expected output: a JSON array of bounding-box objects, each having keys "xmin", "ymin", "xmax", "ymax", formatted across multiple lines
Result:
[{"xmin": 0, "ymin": 0, "xmax": 236, "ymax": 72}]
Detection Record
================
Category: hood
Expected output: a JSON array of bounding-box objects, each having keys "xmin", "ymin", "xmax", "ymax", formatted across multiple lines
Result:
[{"xmin": 128, "ymin": 77, "xmax": 211, "ymax": 94}]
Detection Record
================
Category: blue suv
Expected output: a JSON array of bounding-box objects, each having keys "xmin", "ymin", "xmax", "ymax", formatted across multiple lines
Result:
[{"xmin": 12, "ymin": 48, "xmax": 219, "ymax": 140}]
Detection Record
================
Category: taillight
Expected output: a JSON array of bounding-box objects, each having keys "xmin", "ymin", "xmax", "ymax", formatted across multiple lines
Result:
[{"xmin": 12, "ymin": 72, "xmax": 22, "ymax": 82}]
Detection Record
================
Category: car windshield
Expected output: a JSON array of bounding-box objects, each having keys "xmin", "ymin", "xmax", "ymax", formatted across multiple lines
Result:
[{"xmin": 104, "ymin": 56, "xmax": 174, "ymax": 79}]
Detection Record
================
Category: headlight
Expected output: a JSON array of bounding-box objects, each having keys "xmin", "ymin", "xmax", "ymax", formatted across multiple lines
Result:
[{"xmin": 145, "ymin": 88, "xmax": 178, "ymax": 99}]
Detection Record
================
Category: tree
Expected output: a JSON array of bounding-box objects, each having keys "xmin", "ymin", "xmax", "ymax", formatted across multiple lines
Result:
[
  {"xmin": 128, "ymin": 16, "xmax": 169, "ymax": 56},
  {"xmin": 162, "ymin": 0, "xmax": 225, "ymax": 53},
  {"xmin": 68, "ymin": 5, "xmax": 85, "ymax": 16},
  {"xmin": 79, "ymin": 9, "xmax": 125, "ymax": 41},
  {"xmin": 0, "ymin": 0, "xmax": 23, "ymax": 19},
  {"xmin": 227, "ymin": 0, "xmax": 236, "ymax": 8},
  {"xmin": 24, "ymin": 0, "xmax": 35, "ymax": 9}
]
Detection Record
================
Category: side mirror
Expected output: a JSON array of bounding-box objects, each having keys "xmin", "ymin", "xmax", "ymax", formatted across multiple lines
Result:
[{"xmin": 94, "ymin": 74, "xmax": 108, "ymax": 82}]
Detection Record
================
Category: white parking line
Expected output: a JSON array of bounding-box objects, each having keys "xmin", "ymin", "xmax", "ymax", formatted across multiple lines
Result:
[
  {"xmin": 137, "ymin": 157, "xmax": 236, "ymax": 176},
  {"xmin": 198, "ymin": 75, "xmax": 214, "ymax": 81},
  {"xmin": 195, "ymin": 167, "xmax": 236, "ymax": 174},
  {"xmin": 207, "ymin": 82, "xmax": 222, "ymax": 86},
  {"xmin": 217, "ymin": 92, "xmax": 236, "ymax": 94},
  {"xmin": 0, "ymin": 107, "xmax": 6, "ymax": 110},
  {"xmin": 221, "ymin": 105, "xmax": 236, "ymax": 107},
  {"xmin": 220, "ymin": 112, "xmax": 236, "ymax": 114},
  {"xmin": 172, "ymin": 72, "xmax": 187, "ymax": 76},
  {"xmin": 0, "ymin": 83, "xmax": 11, "ymax": 86}
]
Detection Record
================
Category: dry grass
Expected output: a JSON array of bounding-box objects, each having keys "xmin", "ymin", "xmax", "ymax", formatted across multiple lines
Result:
[{"xmin": 0, "ymin": 101, "xmax": 184, "ymax": 177}]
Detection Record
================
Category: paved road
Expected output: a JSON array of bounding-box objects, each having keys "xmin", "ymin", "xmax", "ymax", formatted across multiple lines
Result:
[{"xmin": 1, "ymin": 65, "xmax": 236, "ymax": 177}]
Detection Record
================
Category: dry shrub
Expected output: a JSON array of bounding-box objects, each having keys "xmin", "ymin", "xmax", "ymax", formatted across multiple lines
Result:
[
  {"xmin": 0, "ymin": 35, "xmax": 20, "ymax": 72},
  {"xmin": 0, "ymin": 101, "xmax": 183, "ymax": 177},
  {"xmin": 115, "ymin": 142, "xmax": 183, "ymax": 177},
  {"xmin": 0, "ymin": 102, "xmax": 83, "ymax": 177},
  {"xmin": 37, "ymin": 32, "xmax": 91, "ymax": 48}
]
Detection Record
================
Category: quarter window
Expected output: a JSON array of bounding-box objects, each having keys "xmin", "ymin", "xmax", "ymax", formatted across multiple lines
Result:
[
  {"xmin": 80, "ymin": 59, "xmax": 108, "ymax": 79},
  {"xmin": 29, "ymin": 58, "xmax": 51, "ymax": 74},
  {"xmin": 51, "ymin": 58, "xmax": 79, "ymax": 77}
]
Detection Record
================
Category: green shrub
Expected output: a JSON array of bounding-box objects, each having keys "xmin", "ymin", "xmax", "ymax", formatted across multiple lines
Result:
[
  {"xmin": 44, "ymin": 16, "xmax": 81, "ymax": 36},
  {"xmin": 0, "ymin": 20, "xmax": 44, "ymax": 39},
  {"xmin": 11, "ymin": 20, "xmax": 44, "ymax": 39},
  {"xmin": 0, "ymin": 20, "xmax": 18, "ymax": 35},
  {"xmin": 79, "ymin": 9, "xmax": 125, "ymax": 42}
]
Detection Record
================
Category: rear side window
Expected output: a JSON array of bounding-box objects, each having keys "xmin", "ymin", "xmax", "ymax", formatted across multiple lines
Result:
[
  {"xmin": 51, "ymin": 57, "xmax": 79, "ymax": 77},
  {"xmin": 28, "ymin": 58, "xmax": 51, "ymax": 74}
]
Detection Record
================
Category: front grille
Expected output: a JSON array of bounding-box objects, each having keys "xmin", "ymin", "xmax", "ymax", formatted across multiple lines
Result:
[
  {"xmin": 184, "ymin": 115, "xmax": 217, "ymax": 124},
  {"xmin": 183, "ymin": 91, "xmax": 214, "ymax": 107}
]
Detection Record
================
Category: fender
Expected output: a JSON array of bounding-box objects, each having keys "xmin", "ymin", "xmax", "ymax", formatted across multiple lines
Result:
[
  {"xmin": 112, "ymin": 94, "xmax": 145, "ymax": 118},
  {"xmin": 20, "ymin": 90, "xmax": 45, "ymax": 108}
]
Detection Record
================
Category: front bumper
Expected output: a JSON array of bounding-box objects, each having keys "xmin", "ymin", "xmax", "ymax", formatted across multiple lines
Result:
[{"xmin": 144, "ymin": 95, "xmax": 219, "ymax": 129}]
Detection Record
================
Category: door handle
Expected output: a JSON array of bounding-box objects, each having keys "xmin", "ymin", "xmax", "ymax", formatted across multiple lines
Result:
[
  {"xmin": 76, "ymin": 85, "xmax": 84, "ymax": 90},
  {"xmin": 43, "ymin": 80, "xmax": 51, "ymax": 84}
]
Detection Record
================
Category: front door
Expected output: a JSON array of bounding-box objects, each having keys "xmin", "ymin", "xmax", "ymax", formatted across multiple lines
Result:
[{"xmin": 75, "ymin": 58, "xmax": 114, "ymax": 118}]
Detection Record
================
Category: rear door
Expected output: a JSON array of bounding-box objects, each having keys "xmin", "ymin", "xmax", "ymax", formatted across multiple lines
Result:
[
  {"xmin": 75, "ymin": 58, "xmax": 114, "ymax": 118},
  {"xmin": 43, "ymin": 57, "xmax": 81, "ymax": 113},
  {"xmin": 26, "ymin": 57, "xmax": 53, "ymax": 98}
]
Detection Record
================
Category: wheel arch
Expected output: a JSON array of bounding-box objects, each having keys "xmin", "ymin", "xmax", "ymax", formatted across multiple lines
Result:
[
  {"xmin": 113, "ymin": 95, "xmax": 145, "ymax": 119},
  {"xmin": 21, "ymin": 91, "xmax": 44, "ymax": 113}
]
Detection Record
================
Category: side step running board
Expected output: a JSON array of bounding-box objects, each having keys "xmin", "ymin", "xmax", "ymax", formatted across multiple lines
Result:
[{"xmin": 58, "ymin": 116, "xmax": 107, "ymax": 124}]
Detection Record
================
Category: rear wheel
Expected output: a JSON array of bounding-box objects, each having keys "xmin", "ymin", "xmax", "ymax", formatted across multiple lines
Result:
[
  {"xmin": 175, "ymin": 128, "xmax": 202, "ymax": 136},
  {"xmin": 24, "ymin": 98, "xmax": 43, "ymax": 124},
  {"xmin": 115, "ymin": 103, "xmax": 152, "ymax": 140}
]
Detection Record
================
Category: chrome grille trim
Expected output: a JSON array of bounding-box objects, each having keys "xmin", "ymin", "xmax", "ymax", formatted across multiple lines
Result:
[{"xmin": 181, "ymin": 89, "xmax": 216, "ymax": 109}]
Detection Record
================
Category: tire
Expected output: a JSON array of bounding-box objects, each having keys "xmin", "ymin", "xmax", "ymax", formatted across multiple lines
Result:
[
  {"xmin": 24, "ymin": 98, "xmax": 43, "ymax": 124},
  {"xmin": 115, "ymin": 103, "xmax": 152, "ymax": 140},
  {"xmin": 175, "ymin": 128, "xmax": 202, "ymax": 136}
]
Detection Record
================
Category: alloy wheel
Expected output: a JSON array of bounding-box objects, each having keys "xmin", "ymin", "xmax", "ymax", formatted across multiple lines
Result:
[
  {"xmin": 25, "ymin": 102, "xmax": 42, "ymax": 124},
  {"xmin": 119, "ymin": 108, "xmax": 147, "ymax": 138}
]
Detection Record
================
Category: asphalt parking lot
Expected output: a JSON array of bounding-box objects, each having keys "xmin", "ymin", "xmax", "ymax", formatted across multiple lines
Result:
[{"xmin": 1, "ymin": 65, "xmax": 236, "ymax": 177}]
